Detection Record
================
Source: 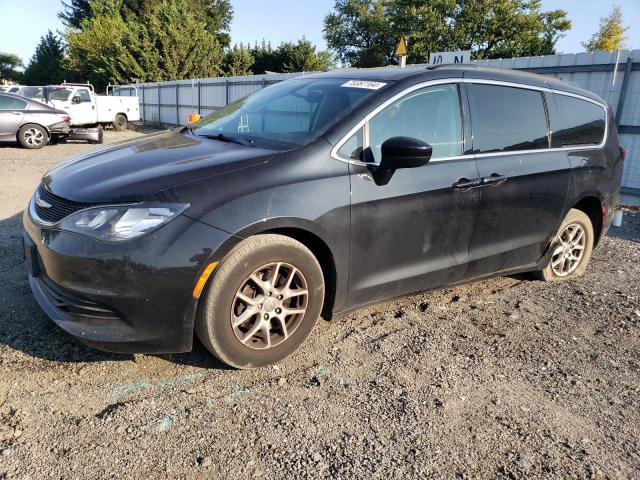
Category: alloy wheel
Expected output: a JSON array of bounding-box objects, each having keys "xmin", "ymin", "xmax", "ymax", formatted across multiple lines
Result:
[
  {"xmin": 24, "ymin": 128, "xmax": 44, "ymax": 147},
  {"xmin": 550, "ymin": 223, "xmax": 586, "ymax": 277},
  {"xmin": 231, "ymin": 262, "xmax": 308, "ymax": 349}
]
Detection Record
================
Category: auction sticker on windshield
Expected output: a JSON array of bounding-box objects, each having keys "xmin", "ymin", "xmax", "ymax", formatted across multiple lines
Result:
[{"xmin": 341, "ymin": 80, "xmax": 387, "ymax": 90}]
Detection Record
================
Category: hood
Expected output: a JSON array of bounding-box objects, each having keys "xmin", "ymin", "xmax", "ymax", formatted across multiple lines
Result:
[{"xmin": 43, "ymin": 129, "xmax": 278, "ymax": 203}]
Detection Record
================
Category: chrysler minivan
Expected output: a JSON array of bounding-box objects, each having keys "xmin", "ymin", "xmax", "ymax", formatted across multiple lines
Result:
[{"xmin": 23, "ymin": 65, "xmax": 623, "ymax": 368}]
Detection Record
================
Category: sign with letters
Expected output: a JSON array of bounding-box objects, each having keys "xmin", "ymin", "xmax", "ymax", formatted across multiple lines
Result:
[{"xmin": 429, "ymin": 50, "xmax": 472, "ymax": 65}]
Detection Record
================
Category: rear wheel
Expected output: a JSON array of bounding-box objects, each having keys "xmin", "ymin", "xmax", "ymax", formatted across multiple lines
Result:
[
  {"xmin": 18, "ymin": 124, "xmax": 47, "ymax": 149},
  {"xmin": 113, "ymin": 113, "xmax": 127, "ymax": 131},
  {"xmin": 535, "ymin": 208, "xmax": 594, "ymax": 281},
  {"xmin": 196, "ymin": 234, "xmax": 325, "ymax": 369}
]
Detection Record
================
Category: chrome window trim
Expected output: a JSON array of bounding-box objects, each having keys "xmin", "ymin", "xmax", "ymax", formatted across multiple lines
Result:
[{"xmin": 330, "ymin": 77, "xmax": 608, "ymax": 166}]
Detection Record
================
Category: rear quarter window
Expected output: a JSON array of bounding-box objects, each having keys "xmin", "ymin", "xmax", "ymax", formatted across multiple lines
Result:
[{"xmin": 550, "ymin": 94, "xmax": 606, "ymax": 147}]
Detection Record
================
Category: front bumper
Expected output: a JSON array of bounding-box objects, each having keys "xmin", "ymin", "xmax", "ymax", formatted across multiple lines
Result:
[{"xmin": 23, "ymin": 209, "xmax": 234, "ymax": 353}]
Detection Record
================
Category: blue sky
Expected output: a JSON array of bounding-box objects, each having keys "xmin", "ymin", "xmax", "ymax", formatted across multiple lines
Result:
[{"xmin": 1, "ymin": 0, "xmax": 638, "ymax": 65}]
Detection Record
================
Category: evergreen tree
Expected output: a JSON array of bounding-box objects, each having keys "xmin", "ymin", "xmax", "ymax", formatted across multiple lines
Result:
[
  {"xmin": 23, "ymin": 31, "xmax": 66, "ymax": 85},
  {"xmin": 224, "ymin": 44, "xmax": 255, "ymax": 77},
  {"xmin": 65, "ymin": 0, "xmax": 232, "ymax": 89},
  {"xmin": 582, "ymin": 6, "xmax": 628, "ymax": 52}
]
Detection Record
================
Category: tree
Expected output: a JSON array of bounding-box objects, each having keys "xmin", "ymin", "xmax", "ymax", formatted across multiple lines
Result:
[
  {"xmin": 23, "ymin": 31, "xmax": 66, "ymax": 85},
  {"xmin": 323, "ymin": 0, "xmax": 392, "ymax": 67},
  {"xmin": 224, "ymin": 44, "xmax": 254, "ymax": 77},
  {"xmin": 59, "ymin": 0, "xmax": 91, "ymax": 28},
  {"xmin": 65, "ymin": 0, "xmax": 232, "ymax": 89},
  {"xmin": 249, "ymin": 39, "xmax": 333, "ymax": 74},
  {"xmin": 323, "ymin": 0, "xmax": 572, "ymax": 66},
  {"xmin": 582, "ymin": 6, "xmax": 628, "ymax": 52},
  {"xmin": 275, "ymin": 39, "xmax": 334, "ymax": 72},
  {"xmin": 0, "ymin": 53, "xmax": 23, "ymax": 83}
]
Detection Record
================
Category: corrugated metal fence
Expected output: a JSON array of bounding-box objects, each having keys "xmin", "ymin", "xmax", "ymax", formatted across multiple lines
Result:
[{"xmin": 114, "ymin": 49, "xmax": 640, "ymax": 192}]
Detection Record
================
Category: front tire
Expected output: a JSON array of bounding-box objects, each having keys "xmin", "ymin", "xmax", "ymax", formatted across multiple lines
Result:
[
  {"xmin": 196, "ymin": 234, "xmax": 325, "ymax": 369},
  {"xmin": 535, "ymin": 208, "xmax": 594, "ymax": 282},
  {"xmin": 18, "ymin": 124, "xmax": 47, "ymax": 149}
]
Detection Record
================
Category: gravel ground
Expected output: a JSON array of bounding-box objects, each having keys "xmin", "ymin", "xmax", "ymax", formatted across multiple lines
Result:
[{"xmin": 0, "ymin": 133, "xmax": 639, "ymax": 479}]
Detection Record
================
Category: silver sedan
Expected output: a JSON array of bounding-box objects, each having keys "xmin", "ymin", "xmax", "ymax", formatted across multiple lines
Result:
[{"xmin": 0, "ymin": 93, "xmax": 70, "ymax": 149}]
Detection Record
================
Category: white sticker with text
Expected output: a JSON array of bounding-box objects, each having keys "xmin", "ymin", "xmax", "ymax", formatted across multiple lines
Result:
[{"xmin": 341, "ymin": 80, "xmax": 387, "ymax": 90}]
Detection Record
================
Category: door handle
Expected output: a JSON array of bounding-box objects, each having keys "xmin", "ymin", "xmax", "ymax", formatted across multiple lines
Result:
[
  {"xmin": 12, "ymin": 111, "xmax": 22, "ymax": 115},
  {"xmin": 453, "ymin": 178, "xmax": 482, "ymax": 190},
  {"xmin": 480, "ymin": 174, "xmax": 508, "ymax": 186}
]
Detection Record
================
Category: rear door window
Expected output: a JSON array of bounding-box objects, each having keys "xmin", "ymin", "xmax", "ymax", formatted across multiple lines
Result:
[
  {"xmin": 550, "ymin": 94, "xmax": 606, "ymax": 147},
  {"xmin": 0, "ymin": 95, "xmax": 13, "ymax": 109},
  {"xmin": 468, "ymin": 83, "xmax": 549, "ymax": 153}
]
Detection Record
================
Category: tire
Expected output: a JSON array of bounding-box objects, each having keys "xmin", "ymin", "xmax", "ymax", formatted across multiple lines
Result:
[
  {"xmin": 17, "ymin": 124, "xmax": 47, "ymax": 149},
  {"xmin": 535, "ymin": 208, "xmax": 594, "ymax": 282},
  {"xmin": 196, "ymin": 234, "xmax": 325, "ymax": 369},
  {"xmin": 113, "ymin": 113, "xmax": 128, "ymax": 131}
]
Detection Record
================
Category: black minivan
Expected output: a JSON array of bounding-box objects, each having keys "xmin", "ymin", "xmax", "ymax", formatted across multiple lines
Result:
[{"xmin": 23, "ymin": 65, "xmax": 623, "ymax": 368}]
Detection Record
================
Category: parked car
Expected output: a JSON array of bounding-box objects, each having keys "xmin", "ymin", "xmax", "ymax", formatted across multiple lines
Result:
[
  {"xmin": 23, "ymin": 65, "xmax": 623, "ymax": 368},
  {"xmin": 0, "ymin": 93, "xmax": 70, "ymax": 149},
  {"xmin": 0, "ymin": 85, "xmax": 22, "ymax": 94},
  {"xmin": 47, "ymin": 82, "xmax": 140, "ymax": 130}
]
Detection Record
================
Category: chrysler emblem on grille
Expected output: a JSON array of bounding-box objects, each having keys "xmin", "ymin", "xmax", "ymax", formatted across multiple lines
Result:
[{"xmin": 35, "ymin": 192, "xmax": 52, "ymax": 209}]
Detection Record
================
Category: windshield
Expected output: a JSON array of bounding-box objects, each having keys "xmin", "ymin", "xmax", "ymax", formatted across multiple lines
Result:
[
  {"xmin": 193, "ymin": 78, "xmax": 386, "ymax": 148},
  {"xmin": 50, "ymin": 88, "xmax": 73, "ymax": 101}
]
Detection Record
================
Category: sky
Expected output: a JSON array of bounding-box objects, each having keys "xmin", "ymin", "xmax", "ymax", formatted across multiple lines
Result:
[{"xmin": 0, "ymin": 0, "xmax": 639, "ymax": 65}]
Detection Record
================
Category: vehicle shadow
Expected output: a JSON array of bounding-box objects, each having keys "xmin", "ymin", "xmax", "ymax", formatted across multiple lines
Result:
[{"xmin": 0, "ymin": 211, "xmax": 132, "ymax": 363}]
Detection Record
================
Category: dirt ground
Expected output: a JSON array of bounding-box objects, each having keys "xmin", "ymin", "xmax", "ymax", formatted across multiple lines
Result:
[{"xmin": 0, "ymin": 132, "xmax": 639, "ymax": 479}]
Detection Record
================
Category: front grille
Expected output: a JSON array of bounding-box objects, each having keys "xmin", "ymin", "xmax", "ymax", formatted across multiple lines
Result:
[
  {"xmin": 34, "ymin": 184, "xmax": 94, "ymax": 224},
  {"xmin": 39, "ymin": 276, "xmax": 123, "ymax": 321}
]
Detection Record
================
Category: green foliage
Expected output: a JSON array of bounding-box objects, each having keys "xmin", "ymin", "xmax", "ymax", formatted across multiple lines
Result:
[
  {"xmin": 65, "ymin": 0, "xmax": 232, "ymax": 90},
  {"xmin": 0, "ymin": 52, "xmax": 23, "ymax": 83},
  {"xmin": 582, "ymin": 6, "xmax": 628, "ymax": 52},
  {"xmin": 323, "ymin": 0, "xmax": 572, "ymax": 66},
  {"xmin": 276, "ymin": 39, "xmax": 334, "ymax": 73},
  {"xmin": 224, "ymin": 44, "xmax": 255, "ymax": 77},
  {"xmin": 323, "ymin": 0, "xmax": 392, "ymax": 67},
  {"xmin": 59, "ymin": 0, "xmax": 92, "ymax": 28},
  {"xmin": 248, "ymin": 39, "xmax": 333, "ymax": 74},
  {"xmin": 23, "ymin": 31, "xmax": 66, "ymax": 85}
]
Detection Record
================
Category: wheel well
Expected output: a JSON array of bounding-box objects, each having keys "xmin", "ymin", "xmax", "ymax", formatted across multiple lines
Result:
[
  {"xmin": 116, "ymin": 112, "xmax": 128, "ymax": 119},
  {"xmin": 572, "ymin": 196, "xmax": 603, "ymax": 246},
  {"xmin": 267, "ymin": 227, "xmax": 337, "ymax": 319}
]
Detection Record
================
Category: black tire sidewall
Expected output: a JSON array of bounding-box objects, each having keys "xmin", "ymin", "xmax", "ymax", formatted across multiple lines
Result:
[
  {"xmin": 200, "ymin": 237, "xmax": 324, "ymax": 369},
  {"xmin": 113, "ymin": 114, "xmax": 127, "ymax": 131}
]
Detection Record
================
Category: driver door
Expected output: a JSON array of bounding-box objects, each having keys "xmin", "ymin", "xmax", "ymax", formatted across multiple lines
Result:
[
  {"xmin": 345, "ymin": 82, "xmax": 480, "ymax": 307},
  {"xmin": 69, "ymin": 88, "xmax": 95, "ymax": 125}
]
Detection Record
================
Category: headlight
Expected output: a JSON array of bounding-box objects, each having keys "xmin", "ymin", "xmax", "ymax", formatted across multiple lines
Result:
[{"xmin": 57, "ymin": 203, "xmax": 189, "ymax": 242}]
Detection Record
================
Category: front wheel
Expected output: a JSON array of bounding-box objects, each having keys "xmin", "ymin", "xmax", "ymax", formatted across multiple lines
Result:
[
  {"xmin": 535, "ymin": 208, "xmax": 594, "ymax": 281},
  {"xmin": 196, "ymin": 234, "xmax": 325, "ymax": 369}
]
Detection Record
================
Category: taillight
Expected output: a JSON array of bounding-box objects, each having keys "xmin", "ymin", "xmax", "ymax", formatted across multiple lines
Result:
[{"xmin": 619, "ymin": 146, "xmax": 626, "ymax": 161}]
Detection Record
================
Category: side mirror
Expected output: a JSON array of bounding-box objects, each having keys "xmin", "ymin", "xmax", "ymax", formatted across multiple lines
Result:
[
  {"xmin": 373, "ymin": 136, "xmax": 432, "ymax": 185},
  {"xmin": 72, "ymin": 96, "xmax": 81, "ymax": 104}
]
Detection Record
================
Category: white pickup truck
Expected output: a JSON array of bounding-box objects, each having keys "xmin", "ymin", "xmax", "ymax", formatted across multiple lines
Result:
[{"xmin": 47, "ymin": 83, "xmax": 140, "ymax": 131}]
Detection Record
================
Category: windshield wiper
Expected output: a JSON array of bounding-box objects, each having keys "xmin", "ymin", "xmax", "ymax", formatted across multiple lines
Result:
[{"xmin": 196, "ymin": 131, "xmax": 255, "ymax": 147}]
